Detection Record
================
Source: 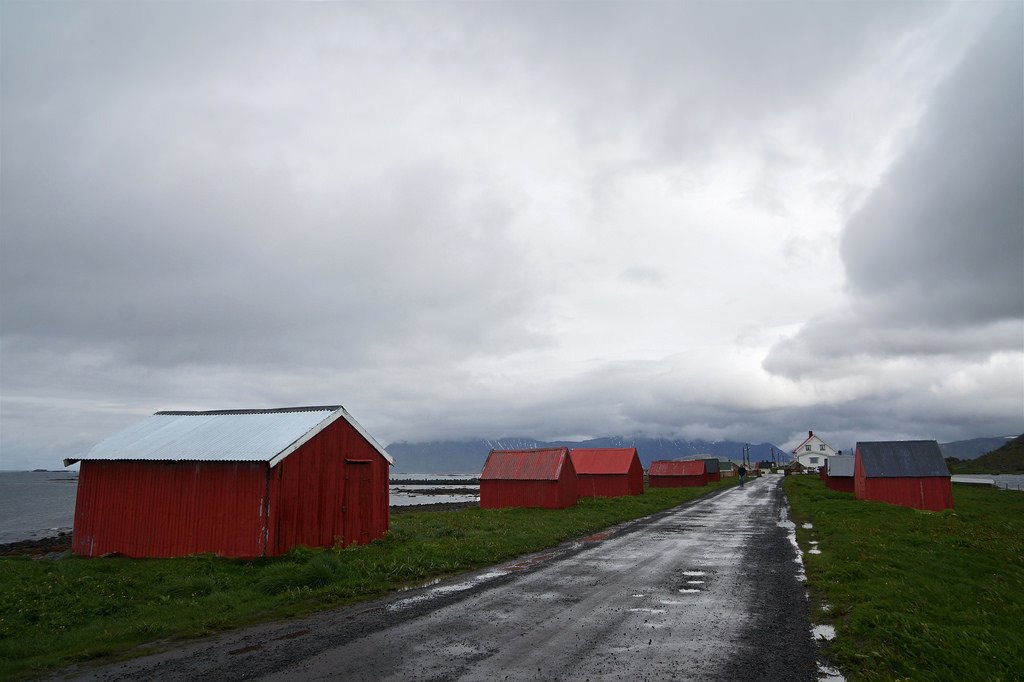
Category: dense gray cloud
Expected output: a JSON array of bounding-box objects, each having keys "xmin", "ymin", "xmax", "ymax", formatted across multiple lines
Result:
[
  {"xmin": 764, "ymin": 6, "xmax": 1023, "ymax": 377},
  {"xmin": 1, "ymin": 2, "xmax": 1021, "ymax": 470}
]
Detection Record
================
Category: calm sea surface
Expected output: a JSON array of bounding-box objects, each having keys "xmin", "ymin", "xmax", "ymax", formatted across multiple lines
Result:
[
  {"xmin": 0, "ymin": 471, "xmax": 79, "ymax": 543},
  {"xmin": 0, "ymin": 471, "xmax": 479, "ymax": 544}
]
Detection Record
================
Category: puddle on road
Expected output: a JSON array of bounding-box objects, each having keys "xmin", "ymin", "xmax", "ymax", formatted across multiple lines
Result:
[
  {"xmin": 628, "ymin": 607, "xmax": 667, "ymax": 614},
  {"xmin": 682, "ymin": 570, "xmax": 706, "ymax": 577},
  {"xmin": 685, "ymin": 580, "xmax": 704, "ymax": 585},
  {"xmin": 388, "ymin": 570, "xmax": 508, "ymax": 611},
  {"xmin": 677, "ymin": 588, "xmax": 700, "ymax": 594}
]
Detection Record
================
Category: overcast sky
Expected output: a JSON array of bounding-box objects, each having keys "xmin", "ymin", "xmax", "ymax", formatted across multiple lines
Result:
[{"xmin": 2, "ymin": 1, "xmax": 1021, "ymax": 470}]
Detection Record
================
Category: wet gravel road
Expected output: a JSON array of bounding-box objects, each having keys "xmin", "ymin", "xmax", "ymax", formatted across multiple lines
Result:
[{"xmin": 63, "ymin": 475, "xmax": 818, "ymax": 681}]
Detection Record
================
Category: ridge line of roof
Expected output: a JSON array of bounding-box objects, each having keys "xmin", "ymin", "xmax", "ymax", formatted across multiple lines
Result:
[{"xmin": 155, "ymin": 406, "xmax": 342, "ymax": 416}]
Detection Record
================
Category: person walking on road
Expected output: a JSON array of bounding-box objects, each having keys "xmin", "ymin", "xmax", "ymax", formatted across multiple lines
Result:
[{"xmin": 738, "ymin": 464, "xmax": 747, "ymax": 487}]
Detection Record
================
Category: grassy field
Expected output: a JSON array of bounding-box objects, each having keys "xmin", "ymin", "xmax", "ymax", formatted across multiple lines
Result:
[
  {"xmin": 0, "ymin": 479, "xmax": 735, "ymax": 679},
  {"xmin": 784, "ymin": 475, "xmax": 1024, "ymax": 681}
]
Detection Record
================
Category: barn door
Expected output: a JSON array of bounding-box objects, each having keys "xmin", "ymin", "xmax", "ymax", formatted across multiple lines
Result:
[{"xmin": 343, "ymin": 459, "xmax": 373, "ymax": 546}]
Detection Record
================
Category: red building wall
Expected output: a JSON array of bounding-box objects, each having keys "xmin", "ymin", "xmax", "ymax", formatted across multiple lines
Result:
[
  {"xmin": 72, "ymin": 418, "xmax": 390, "ymax": 558},
  {"xmin": 649, "ymin": 473, "xmax": 708, "ymax": 488},
  {"xmin": 825, "ymin": 477, "xmax": 855, "ymax": 493},
  {"xmin": 576, "ymin": 459, "xmax": 643, "ymax": 498},
  {"xmin": 707, "ymin": 472, "xmax": 721, "ymax": 482},
  {"xmin": 269, "ymin": 416, "xmax": 389, "ymax": 553},
  {"xmin": 72, "ymin": 460, "xmax": 269, "ymax": 558},
  {"xmin": 854, "ymin": 458, "xmax": 953, "ymax": 511},
  {"xmin": 480, "ymin": 460, "xmax": 578, "ymax": 509}
]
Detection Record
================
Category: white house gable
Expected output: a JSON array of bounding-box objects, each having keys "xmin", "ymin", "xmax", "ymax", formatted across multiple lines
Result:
[{"xmin": 792, "ymin": 430, "xmax": 838, "ymax": 469}]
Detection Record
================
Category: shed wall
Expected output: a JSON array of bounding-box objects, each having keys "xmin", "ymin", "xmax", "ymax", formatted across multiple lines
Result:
[
  {"xmin": 825, "ymin": 476, "xmax": 855, "ymax": 493},
  {"xmin": 854, "ymin": 454, "xmax": 952, "ymax": 511},
  {"xmin": 649, "ymin": 473, "xmax": 708, "ymax": 488},
  {"xmin": 269, "ymin": 416, "xmax": 389, "ymax": 553},
  {"xmin": 576, "ymin": 458, "xmax": 643, "ymax": 497},
  {"xmin": 71, "ymin": 460, "xmax": 268, "ymax": 558}
]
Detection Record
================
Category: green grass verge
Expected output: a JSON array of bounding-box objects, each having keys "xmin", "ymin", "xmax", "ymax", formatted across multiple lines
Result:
[
  {"xmin": 0, "ymin": 479, "xmax": 735, "ymax": 679},
  {"xmin": 784, "ymin": 476, "xmax": 1024, "ymax": 681}
]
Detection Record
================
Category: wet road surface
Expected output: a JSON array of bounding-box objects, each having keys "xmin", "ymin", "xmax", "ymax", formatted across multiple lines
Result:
[{"xmin": 64, "ymin": 475, "xmax": 818, "ymax": 681}]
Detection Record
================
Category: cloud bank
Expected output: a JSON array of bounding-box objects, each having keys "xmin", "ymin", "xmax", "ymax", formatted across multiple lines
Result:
[{"xmin": 1, "ymin": 2, "xmax": 1020, "ymax": 469}]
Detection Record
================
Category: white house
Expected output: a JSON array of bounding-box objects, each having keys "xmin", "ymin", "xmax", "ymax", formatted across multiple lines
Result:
[{"xmin": 791, "ymin": 430, "xmax": 838, "ymax": 470}]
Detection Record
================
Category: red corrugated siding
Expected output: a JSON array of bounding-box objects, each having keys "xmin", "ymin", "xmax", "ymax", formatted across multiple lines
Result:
[
  {"xmin": 575, "ymin": 454, "xmax": 643, "ymax": 497},
  {"xmin": 270, "ymin": 416, "xmax": 389, "ymax": 553},
  {"xmin": 480, "ymin": 453, "xmax": 578, "ymax": 508},
  {"xmin": 855, "ymin": 450, "xmax": 952, "ymax": 510},
  {"xmin": 72, "ymin": 417, "xmax": 390, "ymax": 558},
  {"xmin": 649, "ymin": 473, "xmax": 708, "ymax": 488},
  {"xmin": 825, "ymin": 476, "xmax": 855, "ymax": 493},
  {"xmin": 859, "ymin": 477, "xmax": 952, "ymax": 511},
  {"xmin": 72, "ymin": 460, "xmax": 269, "ymax": 558}
]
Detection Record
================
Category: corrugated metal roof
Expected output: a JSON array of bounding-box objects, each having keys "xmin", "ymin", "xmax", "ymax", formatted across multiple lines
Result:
[
  {"xmin": 480, "ymin": 448, "xmax": 569, "ymax": 481},
  {"xmin": 857, "ymin": 441, "xmax": 948, "ymax": 478},
  {"xmin": 65, "ymin": 406, "xmax": 394, "ymax": 467},
  {"xmin": 570, "ymin": 448, "xmax": 638, "ymax": 475},
  {"xmin": 827, "ymin": 455, "xmax": 855, "ymax": 478},
  {"xmin": 649, "ymin": 460, "xmax": 705, "ymax": 476}
]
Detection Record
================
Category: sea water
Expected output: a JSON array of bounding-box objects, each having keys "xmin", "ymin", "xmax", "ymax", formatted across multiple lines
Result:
[
  {"xmin": 0, "ymin": 471, "xmax": 79, "ymax": 543},
  {"xmin": 0, "ymin": 470, "xmax": 480, "ymax": 543}
]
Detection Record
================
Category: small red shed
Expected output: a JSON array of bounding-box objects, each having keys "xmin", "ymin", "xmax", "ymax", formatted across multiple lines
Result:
[
  {"xmin": 648, "ymin": 460, "xmax": 708, "ymax": 487},
  {"xmin": 64, "ymin": 406, "xmax": 393, "ymax": 558},
  {"xmin": 570, "ymin": 448, "xmax": 644, "ymax": 497},
  {"xmin": 824, "ymin": 455, "xmax": 855, "ymax": 493},
  {"xmin": 479, "ymin": 448, "xmax": 578, "ymax": 509},
  {"xmin": 854, "ymin": 440, "xmax": 952, "ymax": 511}
]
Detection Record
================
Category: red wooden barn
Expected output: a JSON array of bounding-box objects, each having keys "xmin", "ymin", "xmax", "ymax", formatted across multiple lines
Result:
[
  {"xmin": 824, "ymin": 455, "xmax": 855, "ymax": 493},
  {"xmin": 64, "ymin": 406, "xmax": 393, "ymax": 558},
  {"xmin": 479, "ymin": 448, "xmax": 578, "ymax": 509},
  {"xmin": 854, "ymin": 440, "xmax": 952, "ymax": 511},
  {"xmin": 570, "ymin": 448, "xmax": 644, "ymax": 497},
  {"xmin": 648, "ymin": 460, "xmax": 708, "ymax": 487}
]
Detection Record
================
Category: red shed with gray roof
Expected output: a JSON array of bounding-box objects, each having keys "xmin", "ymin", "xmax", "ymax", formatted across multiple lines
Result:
[
  {"xmin": 648, "ymin": 459, "xmax": 708, "ymax": 487},
  {"xmin": 480, "ymin": 448, "xmax": 578, "ymax": 509},
  {"xmin": 65, "ymin": 406, "xmax": 392, "ymax": 558},
  {"xmin": 854, "ymin": 440, "xmax": 952, "ymax": 511},
  {"xmin": 570, "ymin": 448, "xmax": 644, "ymax": 497}
]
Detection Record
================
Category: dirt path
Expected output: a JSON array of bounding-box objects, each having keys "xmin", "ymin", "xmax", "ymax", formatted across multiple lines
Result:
[{"xmin": 60, "ymin": 476, "xmax": 818, "ymax": 681}]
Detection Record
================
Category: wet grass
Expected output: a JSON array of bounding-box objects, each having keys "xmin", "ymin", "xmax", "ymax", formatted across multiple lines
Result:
[
  {"xmin": 784, "ymin": 475, "xmax": 1024, "ymax": 681},
  {"xmin": 0, "ymin": 479, "xmax": 735, "ymax": 678}
]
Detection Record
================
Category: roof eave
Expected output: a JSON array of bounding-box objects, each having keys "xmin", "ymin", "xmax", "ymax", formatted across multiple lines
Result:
[{"xmin": 267, "ymin": 406, "xmax": 394, "ymax": 467}]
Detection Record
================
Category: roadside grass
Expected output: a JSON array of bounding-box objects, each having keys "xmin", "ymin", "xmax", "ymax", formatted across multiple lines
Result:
[
  {"xmin": 784, "ymin": 476, "xmax": 1024, "ymax": 681},
  {"xmin": 0, "ymin": 479, "xmax": 735, "ymax": 679}
]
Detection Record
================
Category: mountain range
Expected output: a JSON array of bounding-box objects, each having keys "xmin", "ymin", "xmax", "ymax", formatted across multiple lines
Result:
[
  {"xmin": 386, "ymin": 436, "xmax": 787, "ymax": 473},
  {"xmin": 385, "ymin": 434, "xmax": 1022, "ymax": 474}
]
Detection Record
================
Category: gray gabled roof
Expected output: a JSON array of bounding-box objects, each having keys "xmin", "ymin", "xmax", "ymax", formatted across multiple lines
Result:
[
  {"xmin": 65, "ymin": 406, "xmax": 393, "ymax": 467},
  {"xmin": 856, "ymin": 441, "xmax": 948, "ymax": 478},
  {"xmin": 827, "ymin": 455, "xmax": 855, "ymax": 478}
]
